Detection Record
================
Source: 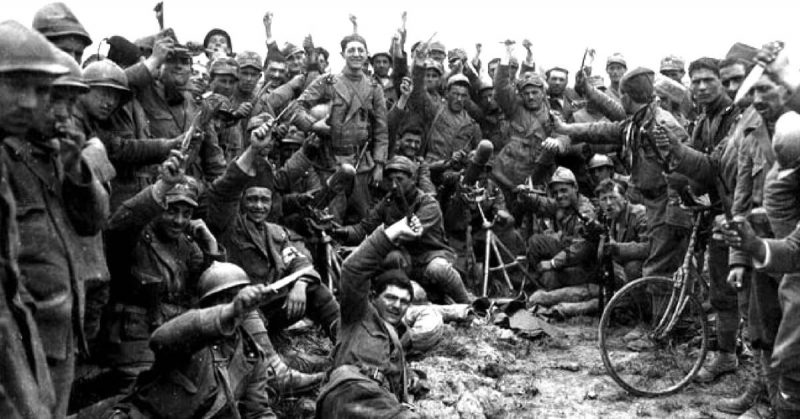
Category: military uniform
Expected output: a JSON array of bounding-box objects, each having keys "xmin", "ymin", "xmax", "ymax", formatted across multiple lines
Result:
[
  {"xmin": 112, "ymin": 304, "xmax": 274, "ymax": 419},
  {"xmin": 317, "ymin": 227, "xmax": 419, "ymax": 419},
  {"xmin": 607, "ymin": 203, "xmax": 649, "ymax": 285}
]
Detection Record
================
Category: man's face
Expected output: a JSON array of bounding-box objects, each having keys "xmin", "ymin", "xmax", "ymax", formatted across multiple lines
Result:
[
  {"xmin": 547, "ymin": 70, "xmax": 568, "ymax": 96},
  {"xmin": 398, "ymin": 133, "xmax": 422, "ymax": 157},
  {"xmin": 424, "ymin": 69, "xmax": 441, "ymax": 93},
  {"xmin": 429, "ymin": 50, "xmax": 446, "ymax": 63},
  {"xmin": 690, "ymin": 68, "xmax": 722, "ymax": 106},
  {"xmin": 720, "ymin": 63, "xmax": 746, "ymax": 100},
  {"xmin": 488, "ymin": 62, "xmax": 499, "ymax": 80},
  {"xmin": 210, "ymin": 74, "xmax": 237, "ymax": 97},
  {"xmin": 589, "ymin": 166, "xmax": 613, "ymax": 185},
  {"xmin": 598, "ymin": 189, "xmax": 625, "ymax": 220},
  {"xmin": 156, "ymin": 202, "xmax": 194, "ymax": 241},
  {"xmin": 0, "ymin": 73, "xmax": 53, "ymax": 136},
  {"xmin": 478, "ymin": 88, "xmax": 496, "ymax": 110},
  {"xmin": 372, "ymin": 55, "xmax": 391, "ymax": 78},
  {"xmin": 342, "ymin": 41, "xmax": 367, "ymax": 73},
  {"xmin": 243, "ymin": 187, "xmax": 272, "ymax": 224},
  {"xmin": 661, "ymin": 69, "xmax": 684, "ymax": 83},
  {"xmin": 752, "ymin": 75, "xmax": 788, "ymax": 122},
  {"xmin": 318, "ymin": 54, "xmax": 329, "ymax": 71},
  {"xmin": 387, "ymin": 170, "xmax": 415, "ymax": 195},
  {"xmin": 550, "ymin": 182, "xmax": 577, "ymax": 209},
  {"xmin": 81, "ymin": 86, "xmax": 122, "ymax": 121},
  {"xmin": 51, "ymin": 35, "xmax": 88, "ymax": 63},
  {"xmin": 520, "ymin": 85, "xmax": 545, "ymax": 111},
  {"xmin": 163, "ymin": 56, "xmax": 192, "ymax": 87},
  {"xmin": 265, "ymin": 62, "xmax": 287, "ymax": 88},
  {"xmin": 238, "ymin": 67, "xmax": 261, "ymax": 94},
  {"xmin": 606, "ymin": 64, "xmax": 626, "ymax": 84},
  {"xmin": 446, "ymin": 85, "xmax": 469, "ymax": 113},
  {"xmin": 287, "ymin": 51, "xmax": 306, "ymax": 75},
  {"xmin": 372, "ymin": 284, "xmax": 411, "ymax": 326},
  {"xmin": 206, "ymin": 34, "xmax": 230, "ymax": 56},
  {"xmin": 44, "ymin": 88, "xmax": 80, "ymax": 136}
]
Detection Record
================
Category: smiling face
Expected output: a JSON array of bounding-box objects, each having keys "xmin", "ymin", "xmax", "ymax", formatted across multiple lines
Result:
[
  {"xmin": 243, "ymin": 187, "xmax": 272, "ymax": 224},
  {"xmin": 155, "ymin": 202, "xmax": 194, "ymax": 241},
  {"xmin": 372, "ymin": 284, "xmax": 412, "ymax": 326},
  {"xmin": 397, "ymin": 132, "xmax": 422, "ymax": 158},
  {"xmin": 550, "ymin": 182, "xmax": 577, "ymax": 209},
  {"xmin": 287, "ymin": 50, "xmax": 306, "ymax": 75},
  {"xmin": 163, "ymin": 55, "xmax": 192, "ymax": 87},
  {"xmin": 265, "ymin": 61, "xmax": 287, "ymax": 88},
  {"xmin": 342, "ymin": 40, "xmax": 367, "ymax": 73}
]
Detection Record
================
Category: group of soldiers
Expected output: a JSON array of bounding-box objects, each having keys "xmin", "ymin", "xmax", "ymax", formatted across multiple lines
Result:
[{"xmin": 3, "ymin": 2, "xmax": 800, "ymax": 419}]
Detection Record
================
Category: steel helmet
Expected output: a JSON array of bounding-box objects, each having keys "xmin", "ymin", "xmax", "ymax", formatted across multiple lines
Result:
[
  {"xmin": 198, "ymin": 262, "xmax": 251, "ymax": 302},
  {"xmin": 0, "ymin": 20, "xmax": 68, "ymax": 75},
  {"xmin": 32, "ymin": 2, "xmax": 92, "ymax": 46},
  {"xmin": 548, "ymin": 166, "xmax": 577, "ymax": 187},
  {"xmin": 82, "ymin": 59, "xmax": 132, "ymax": 103},
  {"xmin": 51, "ymin": 45, "xmax": 88, "ymax": 91},
  {"xmin": 587, "ymin": 154, "xmax": 614, "ymax": 170}
]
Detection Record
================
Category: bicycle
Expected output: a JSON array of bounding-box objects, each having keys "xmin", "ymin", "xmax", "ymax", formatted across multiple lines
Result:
[{"xmin": 597, "ymin": 197, "xmax": 712, "ymax": 397}]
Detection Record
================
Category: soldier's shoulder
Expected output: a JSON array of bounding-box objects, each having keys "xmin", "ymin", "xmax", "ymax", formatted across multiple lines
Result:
[{"xmin": 265, "ymin": 222, "xmax": 289, "ymax": 240}]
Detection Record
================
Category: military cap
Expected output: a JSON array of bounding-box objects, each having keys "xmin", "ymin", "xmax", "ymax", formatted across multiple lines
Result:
[
  {"xmin": 203, "ymin": 28, "xmax": 232, "ymax": 51},
  {"xmin": 424, "ymin": 58, "xmax": 444, "ymax": 75},
  {"xmin": 32, "ymin": 2, "xmax": 92, "ymax": 46},
  {"xmin": 516, "ymin": 72, "xmax": 547, "ymax": 91},
  {"xmin": 236, "ymin": 51, "xmax": 263, "ymax": 71},
  {"xmin": 548, "ymin": 166, "xmax": 577, "ymax": 186},
  {"xmin": 106, "ymin": 35, "xmax": 142, "ymax": 69},
  {"xmin": 588, "ymin": 154, "xmax": 614, "ymax": 170},
  {"xmin": 429, "ymin": 41, "xmax": 446, "ymax": 54},
  {"xmin": 370, "ymin": 52, "xmax": 392, "ymax": 64},
  {"xmin": 447, "ymin": 73, "xmax": 471, "ymax": 89},
  {"xmin": 606, "ymin": 53, "xmax": 627, "ymax": 68},
  {"xmin": 340, "ymin": 34, "xmax": 368, "ymax": 53},
  {"xmin": 448, "ymin": 48, "xmax": 467, "ymax": 62},
  {"xmin": 478, "ymin": 76, "xmax": 494, "ymax": 92},
  {"xmin": 209, "ymin": 57, "xmax": 239, "ymax": 78},
  {"xmin": 385, "ymin": 155, "xmax": 418, "ymax": 176},
  {"xmin": 0, "ymin": 20, "xmax": 68, "ymax": 75},
  {"xmin": 281, "ymin": 126, "xmax": 306, "ymax": 145},
  {"xmin": 773, "ymin": 111, "xmax": 800, "ymax": 173},
  {"xmin": 204, "ymin": 93, "xmax": 233, "ymax": 116},
  {"xmin": 620, "ymin": 67, "xmax": 655, "ymax": 99},
  {"xmin": 165, "ymin": 178, "xmax": 200, "ymax": 207},
  {"xmin": 282, "ymin": 42, "xmax": 304, "ymax": 58},
  {"xmin": 660, "ymin": 55, "xmax": 685, "ymax": 72},
  {"xmin": 654, "ymin": 75, "xmax": 687, "ymax": 104},
  {"xmin": 51, "ymin": 46, "xmax": 88, "ymax": 91}
]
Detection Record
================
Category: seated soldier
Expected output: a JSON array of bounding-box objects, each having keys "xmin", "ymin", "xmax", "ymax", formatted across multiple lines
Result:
[
  {"xmin": 333, "ymin": 156, "xmax": 472, "ymax": 304},
  {"xmin": 516, "ymin": 166, "xmax": 597, "ymax": 290},
  {"xmin": 392, "ymin": 124, "xmax": 435, "ymax": 195},
  {"xmin": 104, "ymin": 152, "xmax": 225, "ymax": 392},
  {"xmin": 205, "ymin": 123, "xmax": 337, "ymax": 393},
  {"xmin": 595, "ymin": 179, "xmax": 649, "ymax": 285},
  {"xmin": 109, "ymin": 263, "xmax": 276, "ymax": 419},
  {"xmin": 317, "ymin": 216, "xmax": 424, "ymax": 419}
]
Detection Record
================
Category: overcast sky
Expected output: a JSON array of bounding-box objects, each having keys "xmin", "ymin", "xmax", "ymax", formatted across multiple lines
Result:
[{"xmin": 6, "ymin": 0, "xmax": 799, "ymax": 82}]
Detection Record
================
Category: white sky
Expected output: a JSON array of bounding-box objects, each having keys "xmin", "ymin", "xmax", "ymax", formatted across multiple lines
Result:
[{"xmin": 6, "ymin": 0, "xmax": 799, "ymax": 82}]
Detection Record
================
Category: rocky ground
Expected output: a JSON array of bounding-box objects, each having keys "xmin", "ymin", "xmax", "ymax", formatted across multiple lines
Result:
[{"xmin": 277, "ymin": 314, "xmax": 765, "ymax": 419}]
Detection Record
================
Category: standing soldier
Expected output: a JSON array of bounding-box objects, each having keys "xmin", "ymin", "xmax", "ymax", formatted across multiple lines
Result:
[
  {"xmin": 0, "ymin": 19, "xmax": 66, "ymax": 419},
  {"xmin": 1, "ymin": 20, "xmax": 109, "ymax": 417},
  {"xmin": 294, "ymin": 33, "xmax": 388, "ymax": 220},
  {"xmin": 32, "ymin": 2, "xmax": 92, "ymax": 63},
  {"xmin": 605, "ymin": 54, "xmax": 627, "ymax": 103}
]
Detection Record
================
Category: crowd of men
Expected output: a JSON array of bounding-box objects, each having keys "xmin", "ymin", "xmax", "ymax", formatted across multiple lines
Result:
[{"xmin": 3, "ymin": 2, "xmax": 800, "ymax": 418}]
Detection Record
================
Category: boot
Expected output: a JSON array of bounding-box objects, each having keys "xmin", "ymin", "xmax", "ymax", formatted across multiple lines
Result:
[
  {"xmin": 265, "ymin": 353, "xmax": 325, "ymax": 396},
  {"xmin": 695, "ymin": 351, "xmax": 738, "ymax": 383},
  {"xmin": 716, "ymin": 379, "xmax": 766, "ymax": 415}
]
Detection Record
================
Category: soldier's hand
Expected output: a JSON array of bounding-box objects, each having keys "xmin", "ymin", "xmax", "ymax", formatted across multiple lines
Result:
[
  {"xmin": 296, "ymin": 190, "xmax": 315, "ymax": 207},
  {"xmin": 283, "ymin": 280, "xmax": 308, "ymax": 319},
  {"xmin": 727, "ymin": 266, "xmax": 747, "ymax": 289},
  {"xmin": 188, "ymin": 219, "xmax": 218, "ymax": 251},
  {"xmin": 549, "ymin": 112, "xmax": 568, "ymax": 134},
  {"xmin": 723, "ymin": 216, "xmax": 761, "ymax": 254},
  {"xmin": 250, "ymin": 122, "xmax": 273, "ymax": 151},
  {"xmin": 232, "ymin": 284, "xmax": 270, "ymax": 319},
  {"xmin": 58, "ymin": 124, "xmax": 87, "ymax": 176},
  {"xmin": 652, "ymin": 123, "xmax": 679, "ymax": 150},
  {"xmin": 303, "ymin": 34, "xmax": 315, "ymax": 52},
  {"xmin": 542, "ymin": 137, "xmax": 566, "ymax": 154},
  {"xmin": 522, "ymin": 39, "xmax": 533, "ymax": 51},
  {"xmin": 152, "ymin": 36, "xmax": 174, "ymax": 65},
  {"xmin": 158, "ymin": 150, "xmax": 186, "ymax": 185},
  {"xmin": 385, "ymin": 215, "xmax": 423, "ymax": 243},
  {"xmin": 399, "ymin": 76, "xmax": 413, "ymax": 97},
  {"xmin": 370, "ymin": 164, "xmax": 384, "ymax": 188},
  {"xmin": 263, "ymin": 12, "xmax": 273, "ymax": 29},
  {"xmin": 233, "ymin": 102, "xmax": 254, "ymax": 119}
]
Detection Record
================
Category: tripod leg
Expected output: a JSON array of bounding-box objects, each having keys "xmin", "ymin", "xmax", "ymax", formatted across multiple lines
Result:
[
  {"xmin": 489, "ymin": 232, "xmax": 514, "ymax": 292},
  {"xmin": 482, "ymin": 229, "xmax": 491, "ymax": 297}
]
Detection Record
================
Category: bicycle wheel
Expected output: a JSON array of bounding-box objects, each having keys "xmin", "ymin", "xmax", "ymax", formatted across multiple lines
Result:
[{"xmin": 598, "ymin": 276, "xmax": 709, "ymax": 397}]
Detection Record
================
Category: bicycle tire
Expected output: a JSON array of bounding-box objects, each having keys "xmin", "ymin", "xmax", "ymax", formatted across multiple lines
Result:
[{"xmin": 598, "ymin": 276, "xmax": 709, "ymax": 397}]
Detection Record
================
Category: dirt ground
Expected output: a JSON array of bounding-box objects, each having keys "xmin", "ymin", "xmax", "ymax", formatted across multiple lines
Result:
[{"xmin": 277, "ymin": 314, "xmax": 763, "ymax": 419}]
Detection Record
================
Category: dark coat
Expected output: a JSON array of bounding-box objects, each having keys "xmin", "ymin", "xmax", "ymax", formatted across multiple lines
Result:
[{"xmin": 610, "ymin": 203, "xmax": 649, "ymax": 262}]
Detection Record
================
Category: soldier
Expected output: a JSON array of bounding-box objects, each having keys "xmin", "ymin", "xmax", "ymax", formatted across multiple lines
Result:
[
  {"xmin": 659, "ymin": 55, "xmax": 695, "ymax": 119},
  {"xmin": 594, "ymin": 179, "xmax": 648, "ymax": 285},
  {"xmin": 372, "ymin": 51, "xmax": 397, "ymax": 108},
  {"xmin": 552, "ymin": 67, "xmax": 692, "ymax": 281},
  {"xmin": 516, "ymin": 167, "xmax": 597, "ymax": 290},
  {"xmin": 719, "ymin": 58, "xmax": 749, "ymax": 102},
  {"xmin": 605, "ymin": 53, "xmax": 627, "ymax": 102},
  {"xmin": 0, "ymin": 19, "xmax": 67, "ymax": 419},
  {"xmin": 546, "ymin": 67, "xmax": 580, "ymax": 122},
  {"xmin": 409, "ymin": 47, "xmax": 481, "ymax": 164},
  {"xmin": 231, "ymin": 51, "xmax": 262, "ymax": 136},
  {"xmin": 104, "ymin": 153, "xmax": 224, "ymax": 393},
  {"xmin": 293, "ymin": 33, "xmax": 388, "ymax": 221},
  {"xmin": 2, "ymin": 19, "xmax": 109, "ymax": 417},
  {"xmin": 202, "ymin": 27, "xmax": 232, "ymax": 60},
  {"xmin": 32, "ymin": 2, "xmax": 92, "ymax": 63},
  {"xmin": 392, "ymin": 124, "xmax": 435, "ymax": 195},
  {"xmin": 333, "ymin": 156, "xmax": 472, "ymax": 304},
  {"xmin": 317, "ymin": 216, "xmax": 424, "ymax": 419},
  {"xmin": 109, "ymin": 263, "xmax": 275, "ymax": 419}
]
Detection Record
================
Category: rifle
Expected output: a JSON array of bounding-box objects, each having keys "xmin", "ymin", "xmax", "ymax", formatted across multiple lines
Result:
[{"xmin": 595, "ymin": 216, "xmax": 614, "ymax": 312}]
